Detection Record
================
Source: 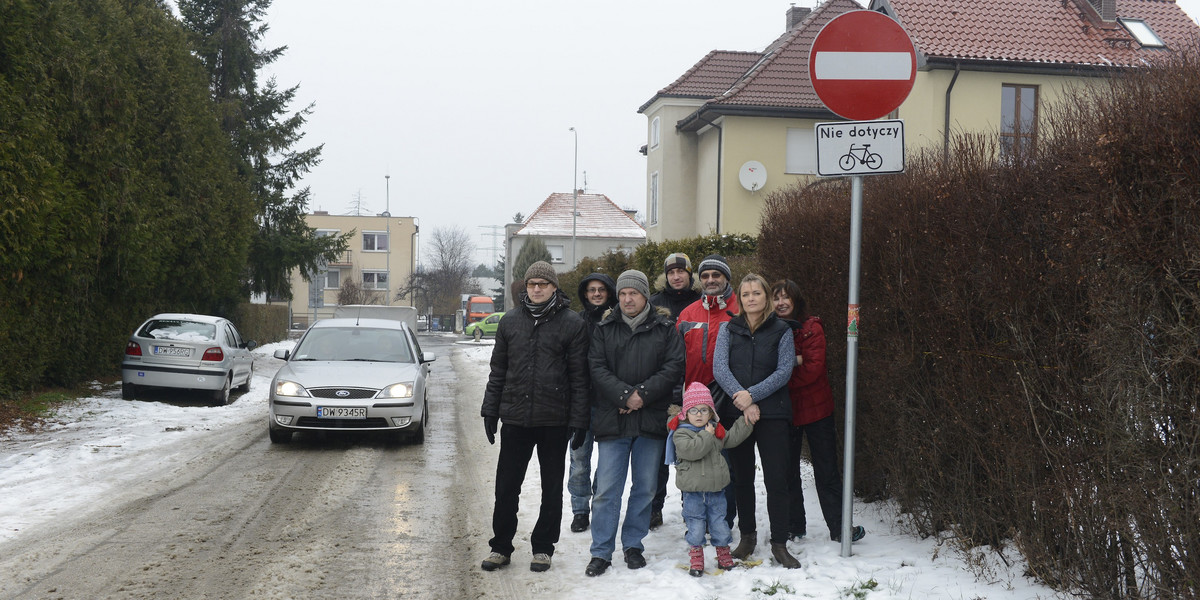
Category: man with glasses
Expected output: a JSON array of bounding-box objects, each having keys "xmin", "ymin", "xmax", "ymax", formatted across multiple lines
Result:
[
  {"xmin": 566, "ymin": 272, "xmax": 618, "ymax": 534},
  {"xmin": 675, "ymin": 255, "xmax": 741, "ymax": 529},
  {"xmin": 481, "ymin": 261, "xmax": 590, "ymax": 574}
]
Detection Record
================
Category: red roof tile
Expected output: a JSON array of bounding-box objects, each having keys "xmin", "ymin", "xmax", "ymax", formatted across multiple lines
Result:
[{"xmin": 892, "ymin": 0, "xmax": 1200, "ymax": 66}]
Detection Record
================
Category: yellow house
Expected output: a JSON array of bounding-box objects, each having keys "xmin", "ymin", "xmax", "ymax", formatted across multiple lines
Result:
[
  {"xmin": 639, "ymin": 0, "xmax": 1199, "ymax": 241},
  {"xmin": 270, "ymin": 211, "xmax": 418, "ymax": 328}
]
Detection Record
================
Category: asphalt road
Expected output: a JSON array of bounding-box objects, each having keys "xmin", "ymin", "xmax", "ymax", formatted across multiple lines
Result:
[{"xmin": 0, "ymin": 334, "xmax": 509, "ymax": 600}]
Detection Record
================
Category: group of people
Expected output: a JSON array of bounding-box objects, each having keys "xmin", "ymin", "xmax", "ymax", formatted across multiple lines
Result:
[{"xmin": 478, "ymin": 253, "xmax": 864, "ymax": 577}]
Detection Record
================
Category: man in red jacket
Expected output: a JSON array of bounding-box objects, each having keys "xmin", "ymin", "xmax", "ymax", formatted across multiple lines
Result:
[{"xmin": 675, "ymin": 254, "xmax": 740, "ymax": 528}]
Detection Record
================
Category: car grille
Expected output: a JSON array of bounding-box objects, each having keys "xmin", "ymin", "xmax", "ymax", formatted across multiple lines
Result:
[
  {"xmin": 308, "ymin": 387, "xmax": 377, "ymax": 399},
  {"xmin": 295, "ymin": 417, "xmax": 392, "ymax": 428}
]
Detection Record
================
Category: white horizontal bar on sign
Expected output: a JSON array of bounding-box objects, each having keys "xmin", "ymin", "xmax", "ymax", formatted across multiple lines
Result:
[{"xmin": 813, "ymin": 52, "xmax": 913, "ymax": 80}]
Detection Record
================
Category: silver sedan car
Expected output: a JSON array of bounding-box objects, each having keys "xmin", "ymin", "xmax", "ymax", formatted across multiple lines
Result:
[
  {"xmin": 121, "ymin": 313, "xmax": 257, "ymax": 404},
  {"xmin": 267, "ymin": 318, "xmax": 435, "ymax": 444}
]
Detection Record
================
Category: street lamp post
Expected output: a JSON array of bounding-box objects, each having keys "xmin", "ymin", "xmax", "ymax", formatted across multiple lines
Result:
[
  {"xmin": 384, "ymin": 174, "xmax": 391, "ymax": 306},
  {"xmin": 569, "ymin": 127, "xmax": 577, "ymax": 267}
]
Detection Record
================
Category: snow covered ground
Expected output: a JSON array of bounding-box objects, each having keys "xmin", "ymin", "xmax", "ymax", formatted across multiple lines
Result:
[{"xmin": 0, "ymin": 338, "xmax": 1062, "ymax": 599}]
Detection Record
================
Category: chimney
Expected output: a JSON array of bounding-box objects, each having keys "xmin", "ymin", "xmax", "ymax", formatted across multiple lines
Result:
[
  {"xmin": 624, "ymin": 209, "xmax": 639, "ymax": 219},
  {"xmin": 1088, "ymin": 0, "xmax": 1117, "ymax": 21},
  {"xmin": 787, "ymin": 4, "xmax": 811, "ymax": 30}
]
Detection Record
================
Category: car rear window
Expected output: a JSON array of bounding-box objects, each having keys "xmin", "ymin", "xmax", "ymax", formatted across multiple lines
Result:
[
  {"xmin": 139, "ymin": 320, "xmax": 217, "ymax": 342},
  {"xmin": 293, "ymin": 327, "xmax": 414, "ymax": 363}
]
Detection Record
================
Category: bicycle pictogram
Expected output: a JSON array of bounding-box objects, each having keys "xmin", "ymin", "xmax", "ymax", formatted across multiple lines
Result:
[{"xmin": 839, "ymin": 144, "xmax": 883, "ymax": 171}]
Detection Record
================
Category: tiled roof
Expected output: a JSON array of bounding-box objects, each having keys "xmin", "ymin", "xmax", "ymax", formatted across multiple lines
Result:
[
  {"xmin": 654, "ymin": 0, "xmax": 1198, "ymax": 126},
  {"xmin": 638, "ymin": 51, "xmax": 763, "ymax": 113},
  {"xmin": 515, "ymin": 192, "xmax": 646, "ymax": 239},
  {"xmin": 891, "ymin": 0, "xmax": 1200, "ymax": 66}
]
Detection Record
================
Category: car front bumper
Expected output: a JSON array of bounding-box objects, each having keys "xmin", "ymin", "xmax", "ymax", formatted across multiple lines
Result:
[{"xmin": 268, "ymin": 396, "xmax": 423, "ymax": 432}]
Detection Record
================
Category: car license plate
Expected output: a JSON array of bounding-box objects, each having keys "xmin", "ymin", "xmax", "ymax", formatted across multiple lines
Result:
[
  {"xmin": 317, "ymin": 406, "xmax": 366, "ymax": 419},
  {"xmin": 153, "ymin": 346, "xmax": 192, "ymax": 357}
]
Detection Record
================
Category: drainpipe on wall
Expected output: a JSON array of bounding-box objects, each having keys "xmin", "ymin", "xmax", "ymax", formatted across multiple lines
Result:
[
  {"xmin": 943, "ymin": 61, "xmax": 961, "ymax": 163},
  {"xmin": 700, "ymin": 116, "xmax": 724, "ymax": 234}
]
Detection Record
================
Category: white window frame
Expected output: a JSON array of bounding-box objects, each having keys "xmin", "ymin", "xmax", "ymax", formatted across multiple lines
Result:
[
  {"xmin": 323, "ymin": 269, "xmax": 341, "ymax": 290},
  {"xmin": 649, "ymin": 171, "xmax": 660, "ymax": 226},
  {"xmin": 362, "ymin": 270, "xmax": 388, "ymax": 290},
  {"xmin": 785, "ymin": 128, "xmax": 818, "ymax": 174},
  {"xmin": 1119, "ymin": 18, "xmax": 1165, "ymax": 47},
  {"xmin": 547, "ymin": 245, "xmax": 565, "ymax": 264},
  {"xmin": 650, "ymin": 117, "xmax": 661, "ymax": 150},
  {"xmin": 362, "ymin": 231, "xmax": 389, "ymax": 252}
]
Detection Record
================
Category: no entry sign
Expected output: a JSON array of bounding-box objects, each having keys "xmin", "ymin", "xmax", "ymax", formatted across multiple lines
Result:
[{"xmin": 809, "ymin": 10, "xmax": 917, "ymax": 121}]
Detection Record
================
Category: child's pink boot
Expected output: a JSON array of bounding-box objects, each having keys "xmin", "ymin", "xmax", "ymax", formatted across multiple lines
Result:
[
  {"xmin": 688, "ymin": 545, "xmax": 705, "ymax": 577},
  {"xmin": 715, "ymin": 545, "xmax": 735, "ymax": 570}
]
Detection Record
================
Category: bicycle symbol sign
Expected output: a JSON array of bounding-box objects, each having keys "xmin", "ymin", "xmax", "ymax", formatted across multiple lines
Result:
[{"xmin": 814, "ymin": 120, "xmax": 905, "ymax": 177}]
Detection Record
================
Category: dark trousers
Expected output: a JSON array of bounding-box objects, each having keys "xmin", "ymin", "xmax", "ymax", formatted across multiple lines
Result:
[
  {"xmin": 652, "ymin": 462, "xmax": 669, "ymax": 513},
  {"xmin": 788, "ymin": 415, "xmax": 844, "ymax": 536},
  {"xmin": 728, "ymin": 418, "xmax": 791, "ymax": 544},
  {"xmin": 489, "ymin": 423, "xmax": 569, "ymax": 556}
]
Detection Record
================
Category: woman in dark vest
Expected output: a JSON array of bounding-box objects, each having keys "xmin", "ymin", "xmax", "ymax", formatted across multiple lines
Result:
[{"xmin": 712, "ymin": 273, "xmax": 800, "ymax": 568}]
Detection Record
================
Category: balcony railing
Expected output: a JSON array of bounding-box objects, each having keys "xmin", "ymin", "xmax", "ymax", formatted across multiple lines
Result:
[{"xmin": 329, "ymin": 250, "xmax": 353, "ymax": 266}]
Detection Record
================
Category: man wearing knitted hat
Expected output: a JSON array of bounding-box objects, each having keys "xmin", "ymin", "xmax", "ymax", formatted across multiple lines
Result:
[
  {"xmin": 480, "ymin": 260, "xmax": 590, "ymax": 574},
  {"xmin": 583, "ymin": 269, "xmax": 685, "ymax": 576},
  {"xmin": 675, "ymin": 254, "xmax": 740, "ymax": 530},
  {"xmin": 646, "ymin": 252, "xmax": 701, "ymax": 530}
]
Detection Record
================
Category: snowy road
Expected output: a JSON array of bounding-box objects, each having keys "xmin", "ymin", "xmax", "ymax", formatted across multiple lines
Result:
[{"xmin": 0, "ymin": 335, "xmax": 505, "ymax": 600}]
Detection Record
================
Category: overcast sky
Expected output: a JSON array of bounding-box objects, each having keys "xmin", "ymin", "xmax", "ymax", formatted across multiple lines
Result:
[{"xmin": 261, "ymin": 0, "xmax": 1200, "ymax": 268}]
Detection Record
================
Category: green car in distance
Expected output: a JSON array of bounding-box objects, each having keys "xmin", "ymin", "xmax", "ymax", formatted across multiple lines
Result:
[{"xmin": 464, "ymin": 312, "xmax": 504, "ymax": 340}]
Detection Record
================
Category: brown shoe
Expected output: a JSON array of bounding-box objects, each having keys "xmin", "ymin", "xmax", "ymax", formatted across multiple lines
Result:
[
  {"xmin": 770, "ymin": 542, "xmax": 801, "ymax": 569},
  {"xmin": 731, "ymin": 531, "xmax": 756, "ymax": 560}
]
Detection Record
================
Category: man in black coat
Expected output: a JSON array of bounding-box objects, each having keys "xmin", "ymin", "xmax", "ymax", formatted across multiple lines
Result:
[
  {"xmin": 647, "ymin": 252, "xmax": 701, "ymax": 529},
  {"xmin": 480, "ymin": 261, "xmax": 590, "ymax": 574},
  {"xmin": 583, "ymin": 269, "xmax": 686, "ymax": 576}
]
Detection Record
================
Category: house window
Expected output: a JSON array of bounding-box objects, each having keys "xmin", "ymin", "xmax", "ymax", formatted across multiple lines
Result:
[
  {"xmin": 1119, "ymin": 19, "xmax": 1165, "ymax": 47},
  {"xmin": 649, "ymin": 171, "xmax": 659, "ymax": 226},
  {"xmin": 323, "ymin": 269, "xmax": 341, "ymax": 289},
  {"xmin": 1000, "ymin": 84, "xmax": 1038, "ymax": 161},
  {"xmin": 363, "ymin": 271, "xmax": 388, "ymax": 289},
  {"xmin": 650, "ymin": 117, "xmax": 661, "ymax": 150},
  {"xmin": 785, "ymin": 128, "xmax": 817, "ymax": 174},
  {"xmin": 363, "ymin": 231, "xmax": 389, "ymax": 252},
  {"xmin": 547, "ymin": 245, "xmax": 565, "ymax": 264}
]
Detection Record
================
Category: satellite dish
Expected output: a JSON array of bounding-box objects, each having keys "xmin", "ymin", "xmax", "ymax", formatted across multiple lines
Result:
[{"xmin": 738, "ymin": 161, "xmax": 767, "ymax": 191}]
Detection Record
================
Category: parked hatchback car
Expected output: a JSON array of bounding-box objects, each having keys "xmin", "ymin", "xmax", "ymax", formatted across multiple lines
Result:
[
  {"xmin": 122, "ymin": 313, "xmax": 257, "ymax": 404},
  {"xmin": 267, "ymin": 317, "xmax": 435, "ymax": 444},
  {"xmin": 464, "ymin": 311, "xmax": 504, "ymax": 341}
]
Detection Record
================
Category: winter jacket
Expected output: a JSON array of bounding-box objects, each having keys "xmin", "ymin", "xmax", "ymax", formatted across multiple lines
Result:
[
  {"xmin": 670, "ymin": 415, "xmax": 753, "ymax": 493},
  {"xmin": 677, "ymin": 289, "xmax": 740, "ymax": 387},
  {"xmin": 650, "ymin": 285, "xmax": 701, "ymax": 322},
  {"xmin": 785, "ymin": 315, "xmax": 835, "ymax": 426},
  {"xmin": 713, "ymin": 312, "xmax": 794, "ymax": 425},
  {"xmin": 577, "ymin": 273, "xmax": 617, "ymax": 335},
  {"xmin": 481, "ymin": 290, "xmax": 590, "ymax": 429},
  {"xmin": 588, "ymin": 305, "xmax": 686, "ymax": 441}
]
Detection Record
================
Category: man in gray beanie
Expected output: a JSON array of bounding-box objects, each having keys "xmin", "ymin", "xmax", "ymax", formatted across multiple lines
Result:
[
  {"xmin": 481, "ymin": 260, "xmax": 589, "ymax": 573},
  {"xmin": 583, "ymin": 269, "xmax": 685, "ymax": 576}
]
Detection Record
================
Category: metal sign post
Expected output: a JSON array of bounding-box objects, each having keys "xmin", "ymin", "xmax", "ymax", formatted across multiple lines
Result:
[{"xmin": 840, "ymin": 175, "xmax": 863, "ymax": 558}]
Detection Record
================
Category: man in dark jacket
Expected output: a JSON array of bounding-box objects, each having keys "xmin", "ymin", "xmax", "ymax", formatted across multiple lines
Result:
[
  {"xmin": 583, "ymin": 270, "xmax": 685, "ymax": 577},
  {"xmin": 567, "ymin": 273, "xmax": 617, "ymax": 533},
  {"xmin": 647, "ymin": 252, "xmax": 701, "ymax": 529},
  {"xmin": 480, "ymin": 261, "xmax": 590, "ymax": 574}
]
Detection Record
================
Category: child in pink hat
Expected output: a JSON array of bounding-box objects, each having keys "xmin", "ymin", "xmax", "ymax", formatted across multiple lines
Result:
[{"xmin": 666, "ymin": 382, "xmax": 754, "ymax": 575}]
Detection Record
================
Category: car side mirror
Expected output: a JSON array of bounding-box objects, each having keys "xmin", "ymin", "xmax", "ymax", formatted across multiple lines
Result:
[
  {"xmin": 421, "ymin": 352, "xmax": 437, "ymax": 363},
  {"xmin": 245, "ymin": 340, "xmax": 258, "ymax": 350},
  {"xmin": 273, "ymin": 348, "xmax": 291, "ymax": 360}
]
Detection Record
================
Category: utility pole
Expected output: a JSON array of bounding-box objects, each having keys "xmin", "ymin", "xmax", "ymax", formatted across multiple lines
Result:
[{"xmin": 479, "ymin": 225, "xmax": 504, "ymax": 272}]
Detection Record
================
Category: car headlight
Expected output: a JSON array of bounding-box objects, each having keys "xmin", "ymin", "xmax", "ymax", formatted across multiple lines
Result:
[
  {"xmin": 380, "ymin": 382, "xmax": 414, "ymax": 398},
  {"xmin": 274, "ymin": 380, "xmax": 311, "ymax": 397}
]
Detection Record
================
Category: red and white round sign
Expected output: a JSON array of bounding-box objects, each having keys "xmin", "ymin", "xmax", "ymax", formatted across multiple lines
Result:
[{"xmin": 809, "ymin": 10, "xmax": 917, "ymax": 121}]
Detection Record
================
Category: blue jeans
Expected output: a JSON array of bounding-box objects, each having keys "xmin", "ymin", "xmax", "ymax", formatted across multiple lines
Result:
[
  {"xmin": 589, "ymin": 436, "xmax": 664, "ymax": 561},
  {"xmin": 682, "ymin": 490, "xmax": 732, "ymax": 547},
  {"xmin": 567, "ymin": 428, "xmax": 595, "ymax": 515}
]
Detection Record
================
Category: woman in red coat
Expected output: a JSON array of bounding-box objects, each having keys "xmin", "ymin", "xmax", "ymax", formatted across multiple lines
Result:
[{"xmin": 772, "ymin": 280, "xmax": 864, "ymax": 544}]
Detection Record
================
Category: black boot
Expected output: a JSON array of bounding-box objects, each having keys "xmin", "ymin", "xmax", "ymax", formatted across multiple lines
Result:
[
  {"xmin": 570, "ymin": 513, "xmax": 589, "ymax": 532},
  {"xmin": 731, "ymin": 531, "xmax": 756, "ymax": 560},
  {"xmin": 771, "ymin": 542, "xmax": 801, "ymax": 569}
]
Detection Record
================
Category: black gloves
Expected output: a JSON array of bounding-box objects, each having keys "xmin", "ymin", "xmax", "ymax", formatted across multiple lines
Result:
[
  {"xmin": 570, "ymin": 427, "xmax": 588, "ymax": 450},
  {"xmin": 484, "ymin": 416, "xmax": 498, "ymax": 445}
]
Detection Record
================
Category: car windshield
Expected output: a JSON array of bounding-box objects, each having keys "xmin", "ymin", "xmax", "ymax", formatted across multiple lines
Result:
[
  {"xmin": 470, "ymin": 302, "xmax": 493, "ymax": 313},
  {"xmin": 292, "ymin": 327, "xmax": 414, "ymax": 363},
  {"xmin": 139, "ymin": 320, "xmax": 217, "ymax": 342}
]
